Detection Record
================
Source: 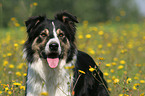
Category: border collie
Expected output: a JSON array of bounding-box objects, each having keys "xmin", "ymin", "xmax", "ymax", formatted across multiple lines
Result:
[{"xmin": 24, "ymin": 11, "xmax": 109, "ymax": 96}]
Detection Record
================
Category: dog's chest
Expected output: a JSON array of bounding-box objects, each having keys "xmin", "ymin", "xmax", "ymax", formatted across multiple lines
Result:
[{"xmin": 28, "ymin": 58, "xmax": 73, "ymax": 96}]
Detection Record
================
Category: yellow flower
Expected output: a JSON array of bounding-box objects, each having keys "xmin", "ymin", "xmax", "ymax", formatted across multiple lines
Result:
[
  {"xmin": 11, "ymin": 17, "xmax": 16, "ymax": 21},
  {"xmin": 113, "ymin": 57, "xmax": 118, "ymax": 61},
  {"xmin": 126, "ymin": 78, "xmax": 132, "ymax": 84},
  {"xmin": 134, "ymin": 83, "xmax": 140, "ymax": 87},
  {"xmin": 8, "ymin": 91, "xmax": 12, "ymax": 95},
  {"xmin": 107, "ymin": 80, "xmax": 112, "ymax": 83},
  {"xmin": 78, "ymin": 35, "xmax": 83, "ymax": 39},
  {"xmin": 85, "ymin": 34, "xmax": 91, "ymax": 38},
  {"xmin": 23, "ymin": 73, "xmax": 27, "ymax": 77},
  {"xmin": 140, "ymin": 80, "xmax": 145, "ymax": 83},
  {"xmin": 40, "ymin": 92, "xmax": 48, "ymax": 96},
  {"xmin": 119, "ymin": 94, "xmax": 123, "ymax": 96},
  {"xmin": 14, "ymin": 43, "xmax": 18, "ymax": 47},
  {"xmin": 121, "ymin": 49, "xmax": 127, "ymax": 54},
  {"xmin": 110, "ymin": 69, "xmax": 114, "ymax": 73},
  {"xmin": 5, "ymin": 87, "xmax": 9, "ymax": 91},
  {"xmin": 13, "ymin": 82, "xmax": 21, "ymax": 86},
  {"xmin": 140, "ymin": 93, "xmax": 145, "ymax": 96},
  {"xmin": 20, "ymin": 40, "xmax": 25, "ymax": 44},
  {"xmin": 3, "ymin": 60, "xmax": 8, "ymax": 66},
  {"xmin": 89, "ymin": 67, "xmax": 95, "ymax": 72},
  {"xmin": 78, "ymin": 70, "xmax": 86, "ymax": 74},
  {"xmin": 113, "ymin": 78, "xmax": 119, "ymax": 84},
  {"xmin": 120, "ymin": 60, "xmax": 126, "ymax": 64},
  {"xmin": 98, "ymin": 44, "xmax": 103, "ymax": 49},
  {"xmin": 89, "ymin": 49, "xmax": 95, "ymax": 55},
  {"xmin": 17, "ymin": 64, "xmax": 23, "ymax": 69},
  {"xmin": 98, "ymin": 31, "xmax": 104, "ymax": 35},
  {"xmin": 112, "ymin": 76, "xmax": 116, "ymax": 80},
  {"xmin": 143, "ymin": 36, "xmax": 145, "ymax": 40},
  {"xmin": 134, "ymin": 76, "xmax": 139, "ymax": 80},
  {"xmin": 104, "ymin": 72, "xmax": 109, "ymax": 76},
  {"xmin": 133, "ymin": 85, "xmax": 137, "ymax": 90},
  {"xmin": 33, "ymin": 2, "xmax": 38, "ymax": 6},
  {"xmin": 112, "ymin": 62, "xmax": 117, "ymax": 66},
  {"xmin": 117, "ymin": 65, "xmax": 124, "ymax": 69},
  {"xmin": 136, "ymin": 64, "xmax": 141, "ymax": 67},
  {"xmin": 20, "ymin": 86, "xmax": 25, "ymax": 90},
  {"xmin": 127, "ymin": 43, "xmax": 133, "ymax": 49},
  {"xmin": 106, "ymin": 63, "xmax": 111, "ymax": 67},
  {"xmin": 107, "ymin": 43, "xmax": 112, "ymax": 47},
  {"xmin": 64, "ymin": 65, "xmax": 74, "ymax": 69},
  {"xmin": 124, "ymin": 94, "xmax": 129, "ymax": 96},
  {"xmin": 1, "ymin": 84, "xmax": 7, "ymax": 88},
  {"xmin": 0, "ymin": 91, "xmax": 2, "ymax": 94},
  {"xmin": 9, "ymin": 64, "xmax": 14, "ymax": 69},
  {"xmin": 7, "ymin": 53, "xmax": 12, "ymax": 56},
  {"xmin": 16, "ymin": 72, "xmax": 21, "ymax": 76},
  {"xmin": 98, "ymin": 57, "xmax": 104, "ymax": 60},
  {"xmin": 14, "ymin": 23, "xmax": 20, "ymax": 27},
  {"xmin": 108, "ymin": 87, "xmax": 112, "ymax": 91}
]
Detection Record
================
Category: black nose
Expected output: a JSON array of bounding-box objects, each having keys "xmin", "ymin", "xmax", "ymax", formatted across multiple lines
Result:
[{"xmin": 49, "ymin": 43, "xmax": 58, "ymax": 51}]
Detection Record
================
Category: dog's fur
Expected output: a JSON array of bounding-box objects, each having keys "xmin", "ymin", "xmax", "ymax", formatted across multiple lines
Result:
[{"xmin": 24, "ymin": 11, "xmax": 109, "ymax": 96}]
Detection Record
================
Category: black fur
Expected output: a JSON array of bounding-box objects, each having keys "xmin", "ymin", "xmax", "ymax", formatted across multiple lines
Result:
[{"xmin": 74, "ymin": 51, "xmax": 109, "ymax": 96}]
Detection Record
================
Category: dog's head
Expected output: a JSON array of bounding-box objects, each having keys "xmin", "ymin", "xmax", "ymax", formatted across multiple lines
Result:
[{"xmin": 24, "ymin": 12, "xmax": 78, "ymax": 68}]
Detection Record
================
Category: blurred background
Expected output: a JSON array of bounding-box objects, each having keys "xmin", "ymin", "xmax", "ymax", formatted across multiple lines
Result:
[{"xmin": 0, "ymin": 0, "xmax": 145, "ymax": 28}]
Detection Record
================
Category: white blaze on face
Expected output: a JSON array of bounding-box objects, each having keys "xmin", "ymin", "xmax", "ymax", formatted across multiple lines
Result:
[
  {"xmin": 45, "ymin": 22, "xmax": 61, "ymax": 54},
  {"xmin": 44, "ymin": 22, "xmax": 61, "ymax": 68}
]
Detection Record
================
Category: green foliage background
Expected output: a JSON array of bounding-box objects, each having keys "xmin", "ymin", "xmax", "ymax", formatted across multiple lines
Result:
[{"xmin": 0, "ymin": 0, "xmax": 142, "ymax": 27}]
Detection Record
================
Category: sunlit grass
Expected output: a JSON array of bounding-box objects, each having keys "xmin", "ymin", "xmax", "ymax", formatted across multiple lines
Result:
[{"xmin": 0, "ymin": 18, "xmax": 145, "ymax": 95}]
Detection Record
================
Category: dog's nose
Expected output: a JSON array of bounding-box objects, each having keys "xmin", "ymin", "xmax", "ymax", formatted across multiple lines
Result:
[{"xmin": 49, "ymin": 43, "xmax": 58, "ymax": 51}]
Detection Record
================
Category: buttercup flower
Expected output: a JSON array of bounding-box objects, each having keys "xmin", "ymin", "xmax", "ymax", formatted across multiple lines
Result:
[
  {"xmin": 89, "ymin": 67, "xmax": 95, "ymax": 72},
  {"xmin": 113, "ymin": 78, "xmax": 119, "ymax": 84},
  {"xmin": 118, "ymin": 65, "xmax": 124, "ymax": 69},
  {"xmin": 126, "ymin": 78, "xmax": 132, "ymax": 84},
  {"xmin": 40, "ymin": 92, "xmax": 48, "ymax": 96},
  {"xmin": 85, "ymin": 34, "xmax": 91, "ymax": 38},
  {"xmin": 120, "ymin": 60, "xmax": 126, "ymax": 64},
  {"xmin": 78, "ymin": 70, "xmax": 86, "ymax": 74}
]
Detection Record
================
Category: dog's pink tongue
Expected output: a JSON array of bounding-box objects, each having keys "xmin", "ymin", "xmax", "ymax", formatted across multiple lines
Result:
[{"xmin": 47, "ymin": 58, "xmax": 59, "ymax": 68}]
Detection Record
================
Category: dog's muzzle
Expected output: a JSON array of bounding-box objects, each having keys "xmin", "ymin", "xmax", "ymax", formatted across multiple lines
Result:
[{"xmin": 43, "ymin": 39, "xmax": 61, "ymax": 68}]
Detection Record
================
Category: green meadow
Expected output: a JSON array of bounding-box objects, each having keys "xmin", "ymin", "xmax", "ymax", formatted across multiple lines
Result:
[{"xmin": 0, "ymin": 17, "xmax": 145, "ymax": 96}]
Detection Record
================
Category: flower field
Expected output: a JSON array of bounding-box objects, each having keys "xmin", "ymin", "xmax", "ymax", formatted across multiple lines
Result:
[{"xmin": 0, "ymin": 19, "xmax": 145, "ymax": 96}]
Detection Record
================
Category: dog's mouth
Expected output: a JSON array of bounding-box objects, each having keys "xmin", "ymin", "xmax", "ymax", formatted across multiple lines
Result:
[{"xmin": 41, "ymin": 52, "xmax": 60, "ymax": 68}]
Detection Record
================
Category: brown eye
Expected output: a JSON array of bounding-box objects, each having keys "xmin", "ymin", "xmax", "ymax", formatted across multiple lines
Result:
[
  {"xmin": 41, "ymin": 33, "xmax": 47, "ymax": 37},
  {"xmin": 59, "ymin": 33, "xmax": 64, "ymax": 37}
]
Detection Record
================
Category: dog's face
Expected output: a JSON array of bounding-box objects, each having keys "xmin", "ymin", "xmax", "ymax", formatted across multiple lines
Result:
[{"xmin": 24, "ymin": 12, "xmax": 78, "ymax": 68}]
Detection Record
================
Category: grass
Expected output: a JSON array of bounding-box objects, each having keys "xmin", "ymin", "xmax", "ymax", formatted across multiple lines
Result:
[{"xmin": 0, "ymin": 19, "xmax": 145, "ymax": 96}]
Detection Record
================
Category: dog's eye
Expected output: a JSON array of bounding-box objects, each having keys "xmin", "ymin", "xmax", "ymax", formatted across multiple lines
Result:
[
  {"xmin": 41, "ymin": 33, "xmax": 47, "ymax": 37},
  {"xmin": 58, "ymin": 33, "xmax": 64, "ymax": 37}
]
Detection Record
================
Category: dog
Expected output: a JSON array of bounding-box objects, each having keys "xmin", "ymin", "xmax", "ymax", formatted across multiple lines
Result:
[{"xmin": 24, "ymin": 11, "xmax": 109, "ymax": 96}]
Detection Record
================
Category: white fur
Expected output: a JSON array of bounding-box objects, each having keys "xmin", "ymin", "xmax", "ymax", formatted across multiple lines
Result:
[
  {"xmin": 45, "ymin": 22, "xmax": 61, "ymax": 55},
  {"xmin": 26, "ymin": 57, "xmax": 74, "ymax": 96}
]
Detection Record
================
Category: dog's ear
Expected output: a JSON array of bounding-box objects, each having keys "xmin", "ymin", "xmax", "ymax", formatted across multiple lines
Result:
[
  {"xmin": 25, "ymin": 16, "xmax": 46, "ymax": 33},
  {"xmin": 55, "ymin": 11, "xmax": 79, "ymax": 31}
]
